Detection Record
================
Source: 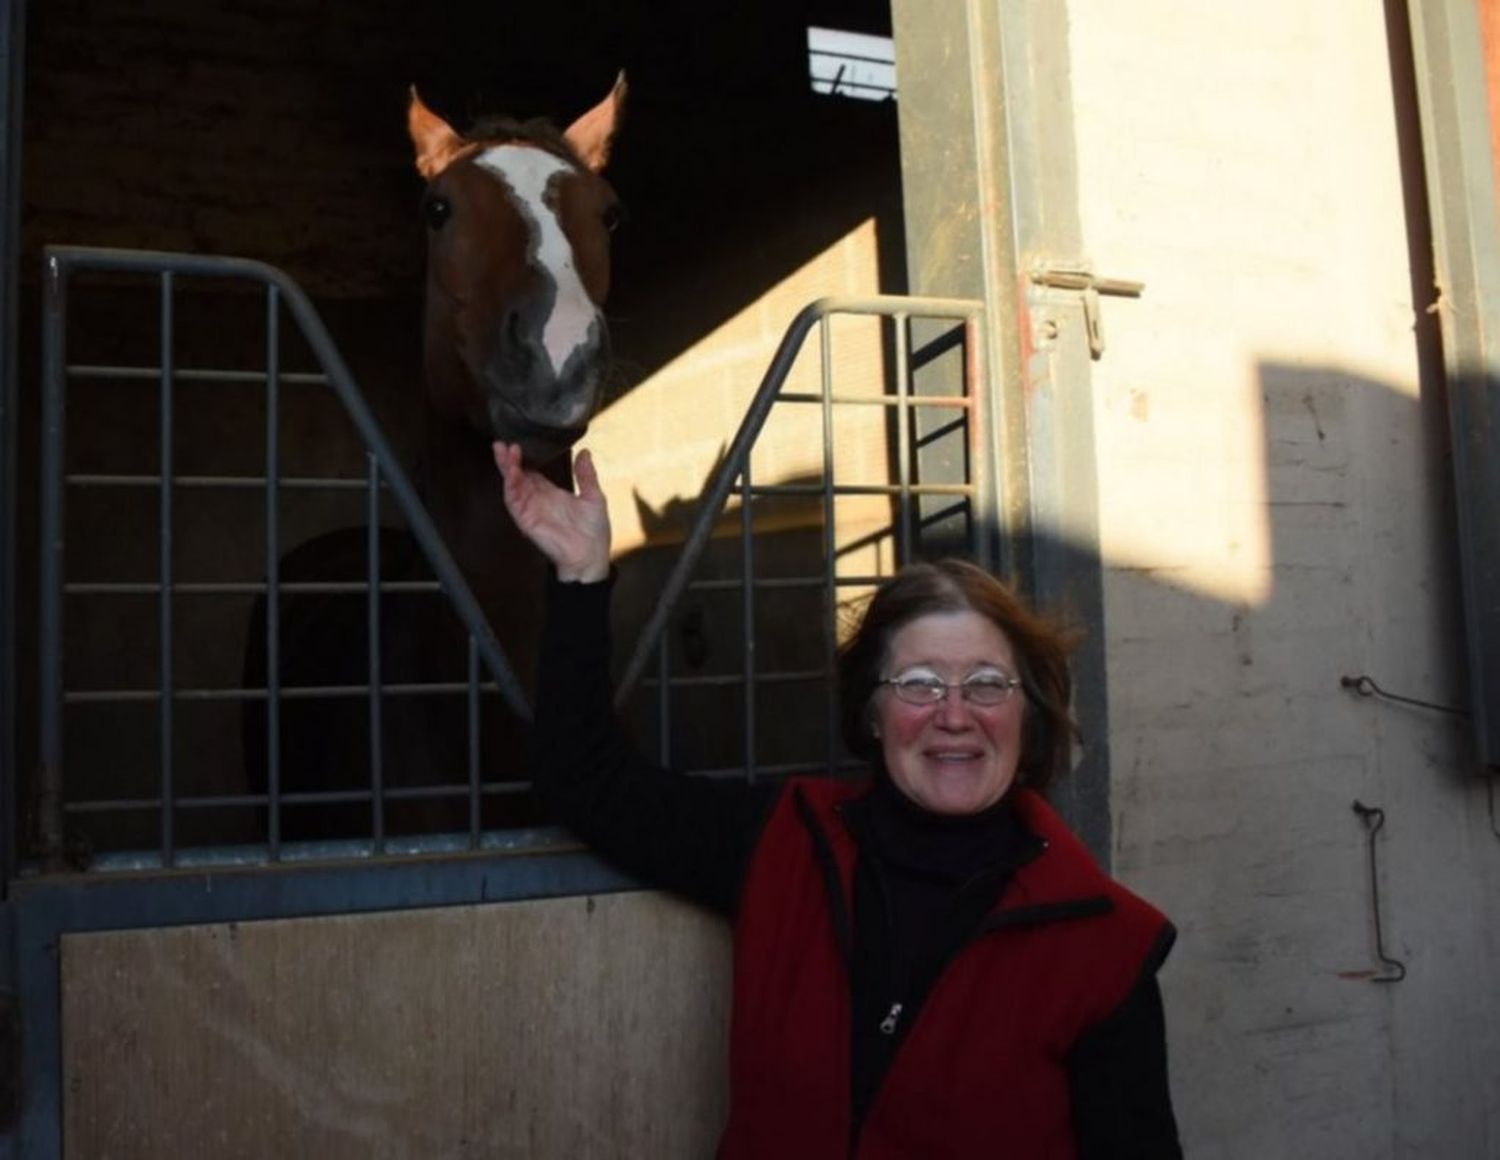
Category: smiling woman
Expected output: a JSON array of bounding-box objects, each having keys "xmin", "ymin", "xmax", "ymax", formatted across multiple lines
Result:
[
  {"xmin": 497, "ymin": 448, "xmax": 1184, "ymax": 1158},
  {"xmin": 839, "ymin": 558, "xmax": 1079, "ymax": 809},
  {"xmin": 868, "ymin": 608, "xmax": 1029, "ymax": 814}
]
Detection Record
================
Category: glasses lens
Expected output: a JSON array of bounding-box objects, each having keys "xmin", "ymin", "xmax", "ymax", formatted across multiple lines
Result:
[
  {"xmin": 962, "ymin": 678, "xmax": 1015, "ymax": 705},
  {"xmin": 891, "ymin": 677, "xmax": 945, "ymax": 704}
]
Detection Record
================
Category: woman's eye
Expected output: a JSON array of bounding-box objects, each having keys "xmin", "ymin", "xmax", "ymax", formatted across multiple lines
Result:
[
  {"xmin": 890, "ymin": 675, "xmax": 946, "ymax": 700},
  {"xmin": 423, "ymin": 196, "xmax": 452, "ymax": 230}
]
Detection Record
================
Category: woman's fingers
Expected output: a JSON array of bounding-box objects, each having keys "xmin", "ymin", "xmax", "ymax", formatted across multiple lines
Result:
[
  {"xmin": 573, "ymin": 448, "xmax": 602, "ymax": 501},
  {"xmin": 490, "ymin": 441, "xmax": 611, "ymax": 581}
]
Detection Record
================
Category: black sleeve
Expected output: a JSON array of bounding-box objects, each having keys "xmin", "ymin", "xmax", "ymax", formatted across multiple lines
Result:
[
  {"xmin": 1067, "ymin": 965, "xmax": 1183, "ymax": 1159},
  {"xmin": 528, "ymin": 572, "xmax": 779, "ymax": 917}
]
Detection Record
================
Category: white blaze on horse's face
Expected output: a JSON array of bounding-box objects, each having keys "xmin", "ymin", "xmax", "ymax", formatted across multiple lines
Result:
[{"xmin": 474, "ymin": 143, "xmax": 603, "ymax": 408}]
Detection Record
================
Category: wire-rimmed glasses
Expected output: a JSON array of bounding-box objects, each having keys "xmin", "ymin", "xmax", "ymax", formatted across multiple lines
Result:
[{"xmin": 879, "ymin": 670, "xmax": 1023, "ymax": 707}]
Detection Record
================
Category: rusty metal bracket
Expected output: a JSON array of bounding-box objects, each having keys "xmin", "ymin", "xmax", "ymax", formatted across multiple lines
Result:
[
  {"xmin": 1029, "ymin": 264, "xmax": 1144, "ymax": 360},
  {"xmin": 1351, "ymin": 801, "xmax": 1407, "ymax": 983}
]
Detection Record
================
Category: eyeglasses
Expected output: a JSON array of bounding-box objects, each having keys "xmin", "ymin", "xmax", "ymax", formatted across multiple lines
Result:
[{"xmin": 880, "ymin": 671, "xmax": 1023, "ymax": 707}]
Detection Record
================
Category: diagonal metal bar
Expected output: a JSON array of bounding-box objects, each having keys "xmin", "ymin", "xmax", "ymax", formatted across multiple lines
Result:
[{"xmin": 614, "ymin": 294, "xmax": 983, "ymax": 707}]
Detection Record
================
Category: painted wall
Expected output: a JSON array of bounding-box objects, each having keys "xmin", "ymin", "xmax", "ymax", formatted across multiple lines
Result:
[{"xmin": 1064, "ymin": 2, "xmax": 1500, "ymax": 1155}]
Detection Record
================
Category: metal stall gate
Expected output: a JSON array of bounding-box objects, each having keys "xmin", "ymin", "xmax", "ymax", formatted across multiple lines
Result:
[{"xmin": 4, "ymin": 246, "xmax": 998, "ymax": 1157}]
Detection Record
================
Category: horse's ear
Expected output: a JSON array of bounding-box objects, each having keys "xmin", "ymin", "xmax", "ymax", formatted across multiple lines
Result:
[
  {"xmin": 408, "ymin": 87, "xmax": 467, "ymax": 180},
  {"xmin": 564, "ymin": 71, "xmax": 627, "ymax": 173}
]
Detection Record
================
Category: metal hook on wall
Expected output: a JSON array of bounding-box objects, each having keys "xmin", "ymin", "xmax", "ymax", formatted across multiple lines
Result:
[
  {"xmin": 1351, "ymin": 801, "xmax": 1407, "ymax": 983},
  {"xmin": 1339, "ymin": 674, "xmax": 1468, "ymax": 717}
]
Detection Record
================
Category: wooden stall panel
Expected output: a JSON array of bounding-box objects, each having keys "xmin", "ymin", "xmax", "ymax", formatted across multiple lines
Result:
[{"xmin": 61, "ymin": 891, "xmax": 730, "ymax": 1159}]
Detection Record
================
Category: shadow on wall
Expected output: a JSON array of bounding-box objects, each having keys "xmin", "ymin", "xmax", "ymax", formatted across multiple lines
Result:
[{"xmin": 1106, "ymin": 359, "xmax": 1486, "ymax": 1157}]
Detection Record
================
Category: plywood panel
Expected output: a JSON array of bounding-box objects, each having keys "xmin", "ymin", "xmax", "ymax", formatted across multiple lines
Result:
[{"xmin": 62, "ymin": 891, "xmax": 730, "ymax": 1159}]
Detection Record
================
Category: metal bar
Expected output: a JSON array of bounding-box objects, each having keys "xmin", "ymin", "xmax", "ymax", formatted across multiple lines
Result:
[
  {"xmin": 744, "ymin": 481, "xmax": 977, "ymax": 498},
  {"xmin": 680, "ymin": 759, "xmax": 867, "ymax": 782},
  {"xmin": 776, "ymin": 391, "xmax": 972, "ymax": 408},
  {"xmin": 468, "ymin": 636, "xmax": 481, "ymax": 849},
  {"xmin": 894, "ymin": 311, "xmax": 914, "ymax": 562},
  {"xmin": 158, "ymin": 271, "xmax": 176, "ymax": 866},
  {"xmin": 688, "ymin": 574, "xmax": 892, "ymax": 592},
  {"xmin": 66, "ymin": 473, "xmax": 373, "ymax": 490},
  {"xmin": 639, "ymin": 668, "xmax": 828, "ymax": 690},
  {"xmin": 66, "ymin": 364, "xmax": 328, "ymax": 386},
  {"xmin": 687, "ymin": 576, "xmax": 827, "ymax": 593},
  {"xmin": 65, "ymin": 781, "xmax": 540, "ymax": 814},
  {"xmin": 819, "ymin": 314, "xmax": 839, "ymax": 773},
  {"xmin": 64, "ymin": 681, "xmax": 505, "ymax": 704},
  {"xmin": 265, "ymin": 285, "xmax": 282, "ymax": 861},
  {"xmin": 75, "ymin": 824, "xmax": 576, "ymax": 872},
  {"xmin": 367, "ymin": 454, "xmax": 384, "ymax": 852},
  {"xmin": 44, "ymin": 246, "xmax": 531, "ymax": 720},
  {"xmin": 1028, "ymin": 268, "xmax": 1144, "ymax": 296},
  {"xmin": 64, "ymin": 581, "xmax": 440, "ymax": 596},
  {"xmin": 38, "ymin": 254, "xmax": 68, "ymax": 870},
  {"xmin": 613, "ymin": 295, "xmax": 983, "ymax": 706},
  {"xmin": 966, "ymin": 316, "xmax": 993, "ymax": 565},
  {"xmin": 656, "ymin": 626, "xmax": 671, "ymax": 766},
  {"xmin": 740, "ymin": 459, "xmax": 756, "ymax": 781},
  {"xmin": 0, "ymin": 0, "xmax": 25, "ymax": 894}
]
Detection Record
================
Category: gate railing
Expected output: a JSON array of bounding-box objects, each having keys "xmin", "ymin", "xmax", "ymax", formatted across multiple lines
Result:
[
  {"xmin": 614, "ymin": 294, "xmax": 991, "ymax": 783},
  {"xmin": 32, "ymin": 255, "xmax": 993, "ymax": 871},
  {"xmin": 36, "ymin": 246, "xmax": 530, "ymax": 871}
]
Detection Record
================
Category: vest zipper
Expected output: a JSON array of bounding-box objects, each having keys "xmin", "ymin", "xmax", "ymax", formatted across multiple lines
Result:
[{"xmin": 878, "ymin": 1002, "xmax": 903, "ymax": 1035}]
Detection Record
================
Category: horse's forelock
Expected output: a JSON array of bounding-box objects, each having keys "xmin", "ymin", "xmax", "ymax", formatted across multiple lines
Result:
[{"xmin": 463, "ymin": 115, "xmax": 586, "ymax": 173}]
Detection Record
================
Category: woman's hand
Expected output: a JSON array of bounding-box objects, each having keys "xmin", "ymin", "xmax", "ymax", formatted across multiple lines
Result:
[{"xmin": 493, "ymin": 442, "xmax": 612, "ymax": 583}]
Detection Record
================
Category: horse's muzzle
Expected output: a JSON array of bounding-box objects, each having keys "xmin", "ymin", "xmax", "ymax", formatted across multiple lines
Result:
[{"xmin": 488, "ymin": 394, "xmax": 590, "ymax": 462}]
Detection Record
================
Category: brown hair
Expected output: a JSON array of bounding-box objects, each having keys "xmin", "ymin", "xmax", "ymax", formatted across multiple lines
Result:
[{"xmin": 836, "ymin": 559, "xmax": 1079, "ymax": 795}]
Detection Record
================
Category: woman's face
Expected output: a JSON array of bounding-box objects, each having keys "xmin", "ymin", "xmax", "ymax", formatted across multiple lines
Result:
[{"xmin": 873, "ymin": 610, "xmax": 1026, "ymax": 815}]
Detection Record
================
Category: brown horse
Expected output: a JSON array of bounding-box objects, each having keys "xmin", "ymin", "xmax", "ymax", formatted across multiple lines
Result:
[
  {"xmin": 406, "ymin": 76, "xmax": 625, "ymax": 685},
  {"xmin": 243, "ymin": 78, "xmax": 626, "ymax": 843}
]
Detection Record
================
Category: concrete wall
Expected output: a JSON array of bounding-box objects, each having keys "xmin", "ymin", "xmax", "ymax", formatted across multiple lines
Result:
[{"xmin": 1064, "ymin": 2, "xmax": 1500, "ymax": 1155}]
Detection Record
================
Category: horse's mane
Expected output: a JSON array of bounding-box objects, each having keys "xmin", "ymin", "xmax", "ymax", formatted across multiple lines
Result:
[{"xmin": 466, "ymin": 114, "xmax": 586, "ymax": 170}]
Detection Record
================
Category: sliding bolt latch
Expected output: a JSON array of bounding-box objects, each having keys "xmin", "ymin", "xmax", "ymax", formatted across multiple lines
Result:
[{"xmin": 1029, "ymin": 264, "xmax": 1144, "ymax": 359}]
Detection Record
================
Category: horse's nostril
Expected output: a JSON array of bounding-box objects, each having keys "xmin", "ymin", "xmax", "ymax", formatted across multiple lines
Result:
[{"xmin": 506, "ymin": 311, "xmax": 525, "ymax": 347}]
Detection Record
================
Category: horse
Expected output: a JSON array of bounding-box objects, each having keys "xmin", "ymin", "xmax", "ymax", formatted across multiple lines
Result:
[{"xmin": 242, "ymin": 77, "xmax": 626, "ymax": 845}]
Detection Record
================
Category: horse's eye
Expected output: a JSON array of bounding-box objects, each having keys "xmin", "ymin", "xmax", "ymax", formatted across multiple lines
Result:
[
  {"xmin": 423, "ymin": 196, "xmax": 452, "ymax": 230},
  {"xmin": 602, "ymin": 201, "xmax": 625, "ymax": 234}
]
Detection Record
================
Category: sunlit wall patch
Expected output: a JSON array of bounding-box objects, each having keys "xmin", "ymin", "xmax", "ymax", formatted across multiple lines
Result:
[{"xmin": 807, "ymin": 27, "xmax": 896, "ymax": 101}]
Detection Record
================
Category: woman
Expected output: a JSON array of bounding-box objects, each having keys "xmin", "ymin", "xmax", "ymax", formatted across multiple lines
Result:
[{"xmin": 495, "ymin": 442, "xmax": 1182, "ymax": 1159}]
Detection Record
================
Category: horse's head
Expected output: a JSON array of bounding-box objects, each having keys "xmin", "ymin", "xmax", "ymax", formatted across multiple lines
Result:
[{"xmin": 408, "ymin": 76, "xmax": 625, "ymax": 463}]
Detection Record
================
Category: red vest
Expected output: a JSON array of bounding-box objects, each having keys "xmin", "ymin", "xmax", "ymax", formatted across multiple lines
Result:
[{"xmin": 719, "ymin": 780, "xmax": 1172, "ymax": 1159}]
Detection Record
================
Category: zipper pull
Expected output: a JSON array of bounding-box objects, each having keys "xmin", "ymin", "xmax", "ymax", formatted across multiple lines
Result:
[{"xmin": 878, "ymin": 1002, "xmax": 903, "ymax": 1035}]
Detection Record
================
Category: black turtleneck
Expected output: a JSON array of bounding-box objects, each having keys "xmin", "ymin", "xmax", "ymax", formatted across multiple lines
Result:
[{"xmin": 841, "ymin": 775, "xmax": 1042, "ymax": 1129}]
